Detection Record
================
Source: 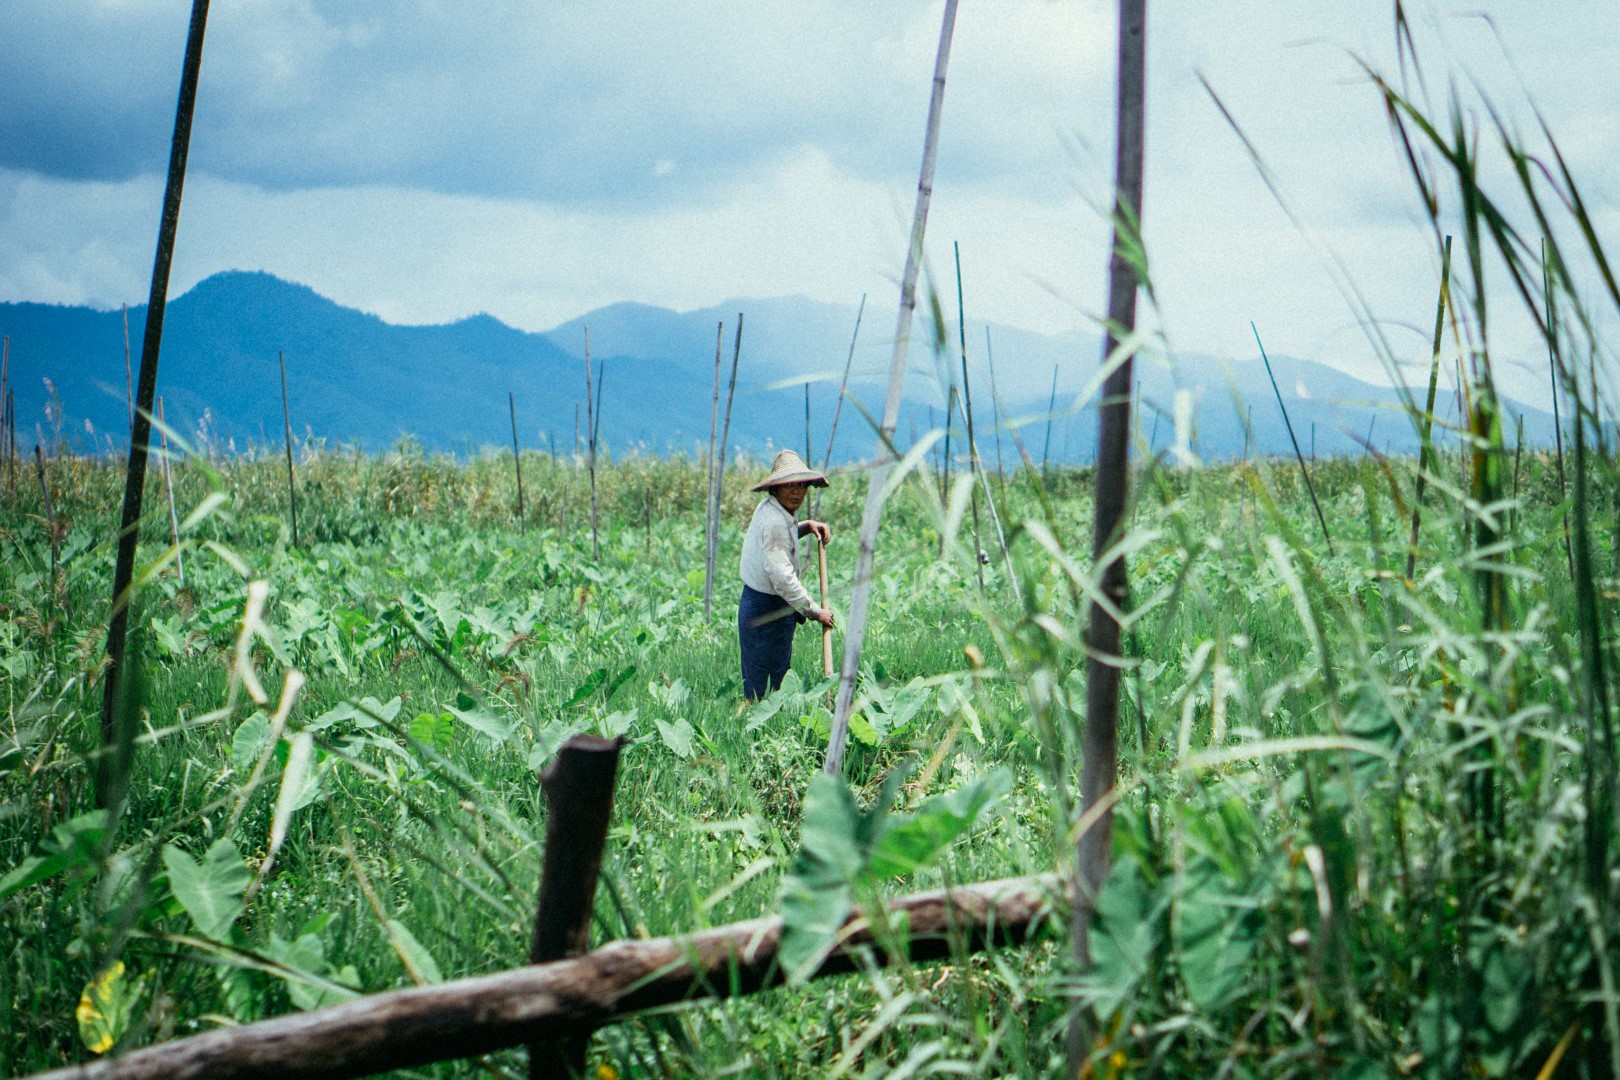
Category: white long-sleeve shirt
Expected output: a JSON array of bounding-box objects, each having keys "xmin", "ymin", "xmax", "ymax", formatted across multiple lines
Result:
[{"xmin": 739, "ymin": 495, "xmax": 822, "ymax": 618}]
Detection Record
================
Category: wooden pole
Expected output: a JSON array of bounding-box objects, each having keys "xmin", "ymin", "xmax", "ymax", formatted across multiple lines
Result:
[
  {"xmin": 157, "ymin": 397, "xmax": 184, "ymax": 587},
  {"xmin": 1, "ymin": 335, "xmax": 9, "ymax": 496},
  {"xmin": 704, "ymin": 322, "xmax": 724, "ymax": 620},
  {"xmin": 804, "ymin": 382, "xmax": 812, "ymax": 464},
  {"xmin": 1071, "ymin": 0, "xmax": 1146, "ymax": 1071},
  {"xmin": 583, "ymin": 328, "xmax": 599, "ymax": 561},
  {"xmin": 509, "ymin": 391, "xmax": 525, "ymax": 533},
  {"xmin": 99, "ymin": 0, "xmax": 211, "ymax": 810},
  {"xmin": 528, "ymin": 735, "xmax": 623, "ymax": 1079},
  {"xmin": 278, "ymin": 351, "xmax": 299, "ymax": 548},
  {"xmin": 828, "ymin": 0, "xmax": 959, "ymax": 775},
  {"xmin": 23, "ymin": 875, "xmax": 1061, "ymax": 1080}
]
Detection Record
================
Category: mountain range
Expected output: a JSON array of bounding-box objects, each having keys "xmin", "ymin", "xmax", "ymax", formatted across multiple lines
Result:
[{"xmin": 0, "ymin": 270, "xmax": 1557, "ymax": 468}]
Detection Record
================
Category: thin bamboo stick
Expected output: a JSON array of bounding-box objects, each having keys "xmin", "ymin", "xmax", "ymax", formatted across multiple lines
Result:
[
  {"xmin": 954, "ymin": 242, "xmax": 984, "ymax": 592},
  {"xmin": 509, "ymin": 391, "xmax": 525, "ymax": 533},
  {"xmin": 1544, "ymin": 240, "xmax": 1575, "ymax": 583},
  {"xmin": 712, "ymin": 317, "xmax": 744, "ymax": 599},
  {"xmin": 99, "ymin": 0, "xmax": 211, "ymax": 810},
  {"xmin": 818, "ymin": 540, "xmax": 833, "ymax": 677},
  {"xmin": 827, "ymin": 0, "xmax": 959, "ymax": 775},
  {"xmin": 583, "ymin": 328, "xmax": 599, "ymax": 561},
  {"xmin": 1041, "ymin": 364, "xmax": 1058, "ymax": 477},
  {"xmin": 984, "ymin": 326, "xmax": 1006, "ymax": 487},
  {"xmin": 279, "ymin": 351, "xmax": 299, "ymax": 548},
  {"xmin": 704, "ymin": 322, "xmax": 724, "ymax": 620},
  {"xmin": 804, "ymin": 382, "xmax": 812, "ymax": 464},
  {"xmin": 1071, "ymin": 1, "xmax": 1146, "ymax": 1070},
  {"xmin": 123, "ymin": 304, "xmax": 134, "ymax": 434},
  {"xmin": 814, "ymin": 294, "xmax": 867, "ymax": 524}
]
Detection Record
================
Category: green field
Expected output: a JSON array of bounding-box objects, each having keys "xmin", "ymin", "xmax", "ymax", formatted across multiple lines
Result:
[{"xmin": 1, "ymin": 430, "xmax": 1615, "ymax": 1077}]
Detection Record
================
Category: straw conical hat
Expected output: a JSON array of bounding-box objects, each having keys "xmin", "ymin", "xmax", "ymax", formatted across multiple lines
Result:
[{"xmin": 750, "ymin": 449, "xmax": 828, "ymax": 491}]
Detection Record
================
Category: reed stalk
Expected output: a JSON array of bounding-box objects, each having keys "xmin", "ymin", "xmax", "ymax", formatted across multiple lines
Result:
[
  {"xmin": 1071, "ymin": 3, "xmax": 1146, "ymax": 1072},
  {"xmin": 1252, "ymin": 322, "xmax": 1334, "ymax": 555},
  {"xmin": 1544, "ymin": 241, "xmax": 1575, "ymax": 582},
  {"xmin": 827, "ymin": 0, "xmax": 959, "ymax": 775},
  {"xmin": 99, "ymin": 0, "xmax": 211, "ymax": 810}
]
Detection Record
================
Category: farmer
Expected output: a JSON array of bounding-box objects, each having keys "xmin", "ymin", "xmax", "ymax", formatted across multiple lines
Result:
[{"xmin": 738, "ymin": 449, "xmax": 836, "ymax": 700}]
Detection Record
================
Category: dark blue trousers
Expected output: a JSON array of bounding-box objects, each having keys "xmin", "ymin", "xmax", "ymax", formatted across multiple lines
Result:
[{"xmin": 738, "ymin": 585, "xmax": 803, "ymax": 700}]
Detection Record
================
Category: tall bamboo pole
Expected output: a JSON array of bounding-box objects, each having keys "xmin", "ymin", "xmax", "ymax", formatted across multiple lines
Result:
[
  {"xmin": 984, "ymin": 327, "xmax": 1007, "ymax": 487},
  {"xmin": 583, "ymin": 328, "xmax": 599, "ymax": 561},
  {"xmin": 509, "ymin": 391, "xmax": 525, "ymax": 533},
  {"xmin": 826, "ymin": 0, "xmax": 959, "ymax": 775},
  {"xmin": 278, "ymin": 351, "xmax": 299, "ymax": 548},
  {"xmin": 704, "ymin": 322, "xmax": 725, "ymax": 620},
  {"xmin": 99, "ymin": 0, "xmax": 211, "ymax": 810},
  {"xmin": 157, "ymin": 396, "xmax": 184, "ymax": 587},
  {"xmin": 804, "ymin": 382, "xmax": 812, "ymax": 464},
  {"xmin": 1071, "ymin": 1, "xmax": 1146, "ymax": 1072},
  {"xmin": 1, "ymin": 336, "xmax": 9, "ymax": 496}
]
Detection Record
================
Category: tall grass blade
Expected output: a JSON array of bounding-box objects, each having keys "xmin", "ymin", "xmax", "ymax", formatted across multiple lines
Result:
[{"xmin": 1252, "ymin": 322, "xmax": 1334, "ymax": 555}]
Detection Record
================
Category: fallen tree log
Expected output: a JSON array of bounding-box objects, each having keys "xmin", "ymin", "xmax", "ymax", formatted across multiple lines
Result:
[{"xmin": 31, "ymin": 873, "xmax": 1066, "ymax": 1080}]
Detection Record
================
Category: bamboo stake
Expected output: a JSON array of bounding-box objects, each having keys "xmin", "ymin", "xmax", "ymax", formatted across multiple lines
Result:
[
  {"xmin": 954, "ymin": 242, "xmax": 985, "ymax": 592},
  {"xmin": 1, "ymin": 335, "xmax": 8, "ymax": 496},
  {"xmin": 1407, "ymin": 235, "xmax": 1453, "ymax": 581},
  {"xmin": 509, "ymin": 391, "xmax": 525, "ymax": 534},
  {"xmin": 1071, "ymin": 1, "xmax": 1146, "ymax": 1071},
  {"xmin": 279, "ymin": 351, "xmax": 299, "ymax": 548},
  {"xmin": 123, "ymin": 304, "xmax": 134, "ymax": 434},
  {"xmin": 984, "ymin": 326, "xmax": 1006, "ymax": 489},
  {"xmin": 99, "ymin": 0, "xmax": 211, "ymax": 810},
  {"xmin": 157, "ymin": 396, "xmax": 184, "ymax": 587},
  {"xmin": 804, "ymin": 382, "xmax": 812, "ymax": 464},
  {"xmin": 827, "ymin": 0, "xmax": 959, "ymax": 775},
  {"xmin": 1252, "ymin": 323, "xmax": 1334, "ymax": 555},
  {"xmin": 712, "ymin": 317, "xmax": 743, "ymax": 598},
  {"xmin": 818, "ymin": 539, "xmax": 833, "ymax": 677},
  {"xmin": 1041, "ymin": 364, "xmax": 1058, "ymax": 478},
  {"xmin": 583, "ymin": 329, "xmax": 598, "ymax": 561},
  {"xmin": 704, "ymin": 322, "xmax": 724, "ymax": 620},
  {"xmin": 814, "ymin": 294, "xmax": 866, "ymax": 523}
]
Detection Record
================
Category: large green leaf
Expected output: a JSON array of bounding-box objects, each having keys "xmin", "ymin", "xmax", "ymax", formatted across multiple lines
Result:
[
  {"xmin": 409, "ymin": 711, "xmax": 455, "ymax": 752},
  {"xmin": 163, "ymin": 837, "xmax": 250, "ymax": 941},
  {"xmin": 655, "ymin": 717, "xmax": 696, "ymax": 759},
  {"xmin": 448, "ymin": 692, "xmax": 513, "ymax": 743},
  {"xmin": 1083, "ymin": 853, "xmax": 1167, "ymax": 1018},
  {"xmin": 1173, "ymin": 856, "xmax": 1260, "ymax": 1013},
  {"xmin": 866, "ymin": 769, "xmax": 1012, "ymax": 880}
]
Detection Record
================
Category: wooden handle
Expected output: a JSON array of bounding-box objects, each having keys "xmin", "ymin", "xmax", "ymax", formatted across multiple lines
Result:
[{"xmin": 818, "ymin": 539, "xmax": 833, "ymax": 676}]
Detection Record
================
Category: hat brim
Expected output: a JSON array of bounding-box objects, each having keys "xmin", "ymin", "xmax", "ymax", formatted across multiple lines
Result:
[{"xmin": 750, "ymin": 471, "xmax": 829, "ymax": 492}]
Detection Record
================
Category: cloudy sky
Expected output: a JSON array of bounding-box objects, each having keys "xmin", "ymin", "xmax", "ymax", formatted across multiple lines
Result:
[{"xmin": 3, "ymin": 1, "xmax": 1617, "ymax": 404}]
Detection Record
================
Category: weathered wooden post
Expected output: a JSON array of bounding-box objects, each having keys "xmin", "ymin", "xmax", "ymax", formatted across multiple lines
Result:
[{"xmin": 528, "ymin": 734, "xmax": 624, "ymax": 1079}]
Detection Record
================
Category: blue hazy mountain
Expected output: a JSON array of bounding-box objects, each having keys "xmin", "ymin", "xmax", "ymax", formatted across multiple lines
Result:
[{"xmin": 0, "ymin": 270, "xmax": 1555, "ymax": 466}]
